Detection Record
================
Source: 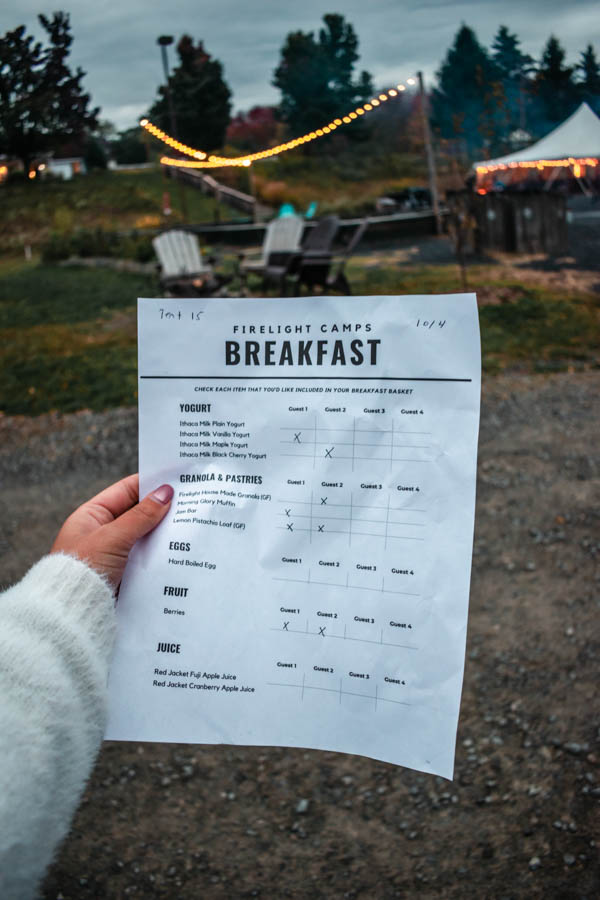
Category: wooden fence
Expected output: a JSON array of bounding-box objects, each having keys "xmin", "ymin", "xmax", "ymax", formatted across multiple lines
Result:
[
  {"xmin": 465, "ymin": 192, "xmax": 569, "ymax": 255},
  {"xmin": 165, "ymin": 165, "xmax": 256, "ymax": 218}
]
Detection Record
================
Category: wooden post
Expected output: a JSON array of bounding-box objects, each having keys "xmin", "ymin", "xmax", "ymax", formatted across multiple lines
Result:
[{"xmin": 417, "ymin": 71, "xmax": 441, "ymax": 234}]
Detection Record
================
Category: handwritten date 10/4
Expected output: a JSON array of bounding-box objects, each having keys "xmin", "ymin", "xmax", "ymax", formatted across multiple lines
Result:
[{"xmin": 415, "ymin": 319, "xmax": 446, "ymax": 329}]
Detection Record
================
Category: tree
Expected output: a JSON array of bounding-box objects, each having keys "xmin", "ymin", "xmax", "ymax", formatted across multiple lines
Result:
[
  {"xmin": 110, "ymin": 127, "xmax": 148, "ymax": 165},
  {"xmin": 226, "ymin": 106, "xmax": 278, "ymax": 152},
  {"xmin": 149, "ymin": 36, "xmax": 231, "ymax": 152},
  {"xmin": 0, "ymin": 12, "xmax": 99, "ymax": 173},
  {"xmin": 491, "ymin": 26, "xmax": 534, "ymax": 133},
  {"xmin": 533, "ymin": 36, "xmax": 578, "ymax": 131},
  {"xmin": 83, "ymin": 136, "xmax": 107, "ymax": 170},
  {"xmin": 273, "ymin": 14, "xmax": 373, "ymax": 141},
  {"xmin": 431, "ymin": 25, "xmax": 500, "ymax": 156},
  {"xmin": 577, "ymin": 44, "xmax": 600, "ymax": 113}
]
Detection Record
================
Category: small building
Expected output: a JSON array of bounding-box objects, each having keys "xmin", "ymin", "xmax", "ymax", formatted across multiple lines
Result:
[{"xmin": 43, "ymin": 157, "xmax": 87, "ymax": 180}]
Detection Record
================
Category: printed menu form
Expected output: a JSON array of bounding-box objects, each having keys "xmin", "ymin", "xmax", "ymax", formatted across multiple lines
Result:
[{"xmin": 106, "ymin": 294, "xmax": 481, "ymax": 779}]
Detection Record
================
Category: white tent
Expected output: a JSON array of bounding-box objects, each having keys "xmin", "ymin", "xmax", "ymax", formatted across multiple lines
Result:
[{"xmin": 474, "ymin": 103, "xmax": 600, "ymax": 172}]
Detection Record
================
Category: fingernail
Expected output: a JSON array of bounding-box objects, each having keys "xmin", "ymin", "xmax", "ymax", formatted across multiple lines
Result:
[{"xmin": 150, "ymin": 484, "xmax": 174, "ymax": 505}]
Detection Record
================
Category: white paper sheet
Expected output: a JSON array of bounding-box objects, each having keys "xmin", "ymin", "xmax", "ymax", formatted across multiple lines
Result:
[{"xmin": 106, "ymin": 294, "xmax": 481, "ymax": 778}]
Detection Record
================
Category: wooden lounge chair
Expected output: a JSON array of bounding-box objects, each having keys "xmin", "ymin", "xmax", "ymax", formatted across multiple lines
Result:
[
  {"xmin": 153, "ymin": 229, "xmax": 230, "ymax": 297},
  {"xmin": 260, "ymin": 215, "xmax": 339, "ymax": 295},
  {"xmin": 291, "ymin": 218, "xmax": 369, "ymax": 295},
  {"xmin": 302, "ymin": 215, "xmax": 340, "ymax": 254},
  {"xmin": 239, "ymin": 215, "xmax": 304, "ymax": 286}
]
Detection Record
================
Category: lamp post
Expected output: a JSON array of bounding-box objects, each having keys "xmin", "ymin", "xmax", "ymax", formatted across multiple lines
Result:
[
  {"xmin": 417, "ymin": 71, "xmax": 441, "ymax": 234},
  {"xmin": 156, "ymin": 35, "xmax": 187, "ymax": 222},
  {"xmin": 157, "ymin": 35, "xmax": 177, "ymax": 139}
]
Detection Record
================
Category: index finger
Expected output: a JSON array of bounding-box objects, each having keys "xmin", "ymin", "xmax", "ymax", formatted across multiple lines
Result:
[{"xmin": 83, "ymin": 474, "xmax": 140, "ymax": 521}]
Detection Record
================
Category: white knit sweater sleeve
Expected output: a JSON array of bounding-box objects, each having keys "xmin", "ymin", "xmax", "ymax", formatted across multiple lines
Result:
[{"xmin": 0, "ymin": 553, "xmax": 116, "ymax": 900}]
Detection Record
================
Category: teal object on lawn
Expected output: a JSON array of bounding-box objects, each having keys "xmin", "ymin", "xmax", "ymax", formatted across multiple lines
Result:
[
  {"xmin": 278, "ymin": 203, "xmax": 296, "ymax": 217},
  {"xmin": 305, "ymin": 202, "xmax": 318, "ymax": 219}
]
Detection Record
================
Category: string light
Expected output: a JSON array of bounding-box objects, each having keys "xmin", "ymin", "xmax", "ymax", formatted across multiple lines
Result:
[
  {"xmin": 140, "ymin": 77, "xmax": 416, "ymax": 169},
  {"xmin": 476, "ymin": 157, "xmax": 598, "ymax": 175},
  {"xmin": 138, "ymin": 117, "xmax": 207, "ymax": 160}
]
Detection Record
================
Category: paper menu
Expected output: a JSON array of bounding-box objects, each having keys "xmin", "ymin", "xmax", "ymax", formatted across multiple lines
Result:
[{"xmin": 106, "ymin": 293, "xmax": 480, "ymax": 779}]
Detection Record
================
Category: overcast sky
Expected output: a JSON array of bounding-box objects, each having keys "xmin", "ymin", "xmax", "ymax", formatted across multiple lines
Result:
[{"xmin": 2, "ymin": 0, "xmax": 599, "ymax": 130}]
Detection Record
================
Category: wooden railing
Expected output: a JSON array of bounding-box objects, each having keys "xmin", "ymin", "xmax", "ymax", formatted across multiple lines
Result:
[{"xmin": 165, "ymin": 165, "xmax": 256, "ymax": 217}]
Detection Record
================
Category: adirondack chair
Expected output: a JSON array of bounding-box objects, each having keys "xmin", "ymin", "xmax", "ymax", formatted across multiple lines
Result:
[
  {"xmin": 302, "ymin": 215, "xmax": 340, "ymax": 254},
  {"xmin": 258, "ymin": 215, "xmax": 339, "ymax": 295},
  {"xmin": 291, "ymin": 218, "xmax": 369, "ymax": 295},
  {"xmin": 153, "ymin": 229, "xmax": 230, "ymax": 297},
  {"xmin": 239, "ymin": 215, "xmax": 304, "ymax": 286}
]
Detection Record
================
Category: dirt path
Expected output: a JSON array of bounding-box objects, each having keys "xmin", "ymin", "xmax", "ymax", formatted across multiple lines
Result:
[{"xmin": 1, "ymin": 372, "xmax": 598, "ymax": 899}]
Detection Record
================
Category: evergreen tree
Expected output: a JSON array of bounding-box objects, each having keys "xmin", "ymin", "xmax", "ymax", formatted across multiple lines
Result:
[
  {"xmin": 110, "ymin": 127, "xmax": 148, "ymax": 165},
  {"xmin": 577, "ymin": 44, "xmax": 600, "ymax": 113},
  {"xmin": 0, "ymin": 12, "xmax": 98, "ymax": 173},
  {"xmin": 431, "ymin": 25, "xmax": 500, "ymax": 156},
  {"xmin": 533, "ymin": 36, "xmax": 578, "ymax": 131},
  {"xmin": 491, "ymin": 26, "xmax": 534, "ymax": 134},
  {"xmin": 149, "ymin": 36, "xmax": 231, "ymax": 152},
  {"xmin": 273, "ymin": 14, "xmax": 373, "ymax": 141}
]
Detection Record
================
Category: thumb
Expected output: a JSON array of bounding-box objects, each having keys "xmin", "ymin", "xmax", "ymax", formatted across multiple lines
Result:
[{"xmin": 107, "ymin": 483, "xmax": 174, "ymax": 553}]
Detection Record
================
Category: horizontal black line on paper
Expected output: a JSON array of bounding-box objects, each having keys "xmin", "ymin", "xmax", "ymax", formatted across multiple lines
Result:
[
  {"xmin": 280, "ymin": 428, "xmax": 432, "ymax": 435},
  {"xmin": 272, "ymin": 576, "xmax": 420, "ymax": 598},
  {"xmin": 276, "ymin": 513, "xmax": 426, "ymax": 526},
  {"xmin": 280, "ymin": 453, "xmax": 431, "ymax": 462},
  {"xmin": 140, "ymin": 375, "xmax": 472, "ymax": 382},
  {"xmin": 277, "ymin": 527, "xmax": 425, "ymax": 540},
  {"xmin": 268, "ymin": 628, "xmax": 419, "ymax": 651},
  {"xmin": 280, "ymin": 441, "xmax": 430, "ymax": 448},
  {"xmin": 277, "ymin": 501, "xmax": 426, "ymax": 512},
  {"xmin": 267, "ymin": 681, "xmax": 411, "ymax": 706}
]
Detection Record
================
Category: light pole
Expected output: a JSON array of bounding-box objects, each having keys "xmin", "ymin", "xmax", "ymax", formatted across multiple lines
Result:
[
  {"xmin": 157, "ymin": 35, "xmax": 187, "ymax": 222},
  {"xmin": 417, "ymin": 71, "xmax": 441, "ymax": 234},
  {"xmin": 157, "ymin": 35, "xmax": 177, "ymax": 139}
]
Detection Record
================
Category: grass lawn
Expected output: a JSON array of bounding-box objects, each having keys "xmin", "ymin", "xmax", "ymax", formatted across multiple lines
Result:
[
  {"xmin": 0, "ymin": 260, "xmax": 157, "ymax": 415},
  {"xmin": 1, "ymin": 258, "xmax": 598, "ymax": 416},
  {"xmin": 0, "ymin": 168, "xmax": 244, "ymax": 254},
  {"xmin": 250, "ymin": 151, "xmax": 429, "ymax": 216},
  {"xmin": 347, "ymin": 261, "xmax": 600, "ymax": 373}
]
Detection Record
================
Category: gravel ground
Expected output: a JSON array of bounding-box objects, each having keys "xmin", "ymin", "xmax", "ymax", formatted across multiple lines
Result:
[{"xmin": 1, "ymin": 371, "xmax": 598, "ymax": 899}]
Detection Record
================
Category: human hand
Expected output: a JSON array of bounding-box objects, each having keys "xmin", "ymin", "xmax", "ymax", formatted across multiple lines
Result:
[{"xmin": 51, "ymin": 474, "xmax": 174, "ymax": 589}]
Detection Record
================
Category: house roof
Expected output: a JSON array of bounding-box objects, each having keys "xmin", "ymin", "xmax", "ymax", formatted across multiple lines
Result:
[{"xmin": 474, "ymin": 103, "xmax": 600, "ymax": 169}]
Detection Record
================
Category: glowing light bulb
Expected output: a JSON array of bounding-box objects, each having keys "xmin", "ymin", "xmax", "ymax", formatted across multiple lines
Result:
[
  {"xmin": 334, "ymin": 118, "xmax": 342, "ymax": 126},
  {"xmin": 388, "ymin": 89, "xmax": 397, "ymax": 97},
  {"xmin": 379, "ymin": 93, "xmax": 387, "ymax": 101},
  {"xmin": 397, "ymin": 84, "xmax": 406, "ymax": 92},
  {"xmin": 364, "ymin": 103, "xmax": 372, "ymax": 111},
  {"xmin": 140, "ymin": 118, "xmax": 148, "ymax": 127},
  {"xmin": 349, "ymin": 112, "xmax": 357, "ymax": 119},
  {"xmin": 356, "ymin": 108, "xmax": 365, "ymax": 115},
  {"xmin": 407, "ymin": 77, "xmax": 416, "ymax": 85}
]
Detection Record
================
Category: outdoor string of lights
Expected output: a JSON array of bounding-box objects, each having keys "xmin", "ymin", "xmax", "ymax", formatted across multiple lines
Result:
[
  {"xmin": 140, "ymin": 77, "xmax": 418, "ymax": 169},
  {"xmin": 476, "ymin": 158, "xmax": 598, "ymax": 179}
]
